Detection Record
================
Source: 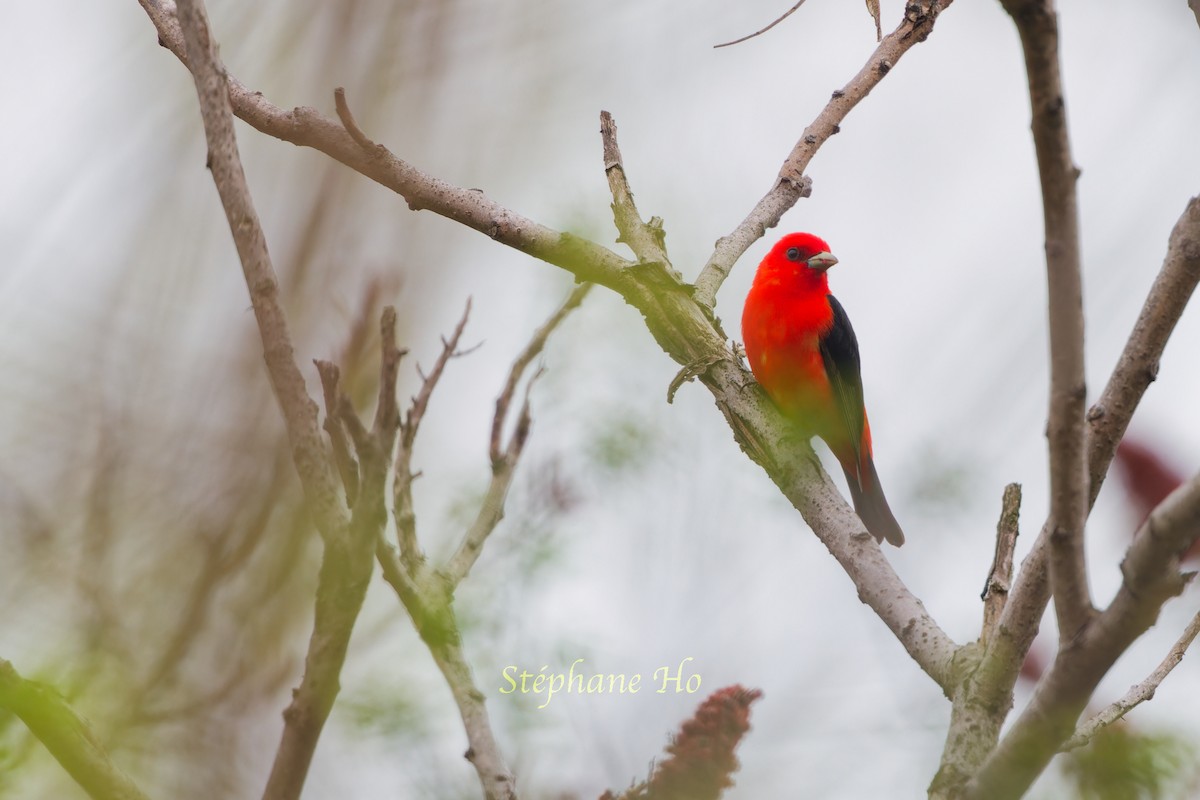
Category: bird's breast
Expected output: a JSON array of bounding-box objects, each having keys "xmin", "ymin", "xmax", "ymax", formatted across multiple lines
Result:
[{"xmin": 742, "ymin": 284, "xmax": 835, "ymax": 423}]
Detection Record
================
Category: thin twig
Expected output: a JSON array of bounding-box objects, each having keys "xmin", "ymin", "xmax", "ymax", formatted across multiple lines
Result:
[
  {"xmin": 372, "ymin": 306, "xmax": 406, "ymax": 443},
  {"xmin": 713, "ymin": 0, "xmax": 808, "ymax": 49},
  {"xmin": 693, "ymin": 0, "xmax": 954, "ymax": 308},
  {"xmin": 444, "ymin": 284, "xmax": 590, "ymax": 586},
  {"xmin": 982, "ymin": 484, "xmax": 1022, "ymax": 647},
  {"xmin": 0, "ymin": 659, "xmax": 152, "ymax": 800},
  {"xmin": 393, "ymin": 301, "xmax": 472, "ymax": 567},
  {"xmin": 490, "ymin": 284, "xmax": 591, "ymax": 465},
  {"xmin": 316, "ymin": 361, "xmax": 360, "ymax": 502},
  {"xmin": 333, "ymin": 86, "xmax": 377, "ymax": 151},
  {"xmin": 1064, "ymin": 609, "xmax": 1200, "ymax": 751},
  {"xmin": 403, "ymin": 300, "xmax": 472, "ymax": 454}
]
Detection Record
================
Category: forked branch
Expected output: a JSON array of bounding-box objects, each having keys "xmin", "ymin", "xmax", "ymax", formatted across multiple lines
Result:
[
  {"xmin": 969, "ymin": 473, "xmax": 1200, "ymax": 798},
  {"xmin": 445, "ymin": 283, "xmax": 592, "ymax": 586},
  {"xmin": 1064, "ymin": 609, "xmax": 1200, "ymax": 751}
]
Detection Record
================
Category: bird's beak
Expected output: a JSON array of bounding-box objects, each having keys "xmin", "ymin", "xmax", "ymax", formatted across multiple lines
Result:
[{"xmin": 806, "ymin": 251, "xmax": 838, "ymax": 272}]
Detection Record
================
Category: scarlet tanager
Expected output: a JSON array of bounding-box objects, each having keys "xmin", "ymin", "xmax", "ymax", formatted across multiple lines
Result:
[{"xmin": 741, "ymin": 232, "xmax": 905, "ymax": 547}]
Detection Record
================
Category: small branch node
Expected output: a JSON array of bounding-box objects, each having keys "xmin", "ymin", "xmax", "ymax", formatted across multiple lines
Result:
[{"xmin": 668, "ymin": 354, "xmax": 723, "ymax": 404}]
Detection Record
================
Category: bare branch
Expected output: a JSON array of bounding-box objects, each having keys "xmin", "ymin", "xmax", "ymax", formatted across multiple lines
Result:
[
  {"xmin": 138, "ymin": 5, "xmax": 630, "ymax": 288},
  {"xmin": 982, "ymin": 484, "xmax": 1022, "ymax": 647},
  {"xmin": 168, "ymin": 4, "xmax": 382, "ymax": 797},
  {"xmin": 170, "ymin": 0, "xmax": 346, "ymax": 545},
  {"xmin": 444, "ymin": 285, "xmax": 590, "ymax": 586},
  {"xmin": 1084, "ymin": 195, "xmax": 1200, "ymax": 505},
  {"xmin": 978, "ymin": 192, "xmax": 1200, "ymax": 744},
  {"xmin": 0, "ymin": 659, "xmax": 152, "ymax": 800},
  {"xmin": 999, "ymin": 0, "xmax": 1092, "ymax": 640},
  {"xmin": 1064, "ymin": 609, "xmax": 1200, "ymax": 751},
  {"xmin": 490, "ymin": 284, "xmax": 591, "ymax": 464},
  {"xmin": 426, "ymin": 632, "xmax": 517, "ymax": 800},
  {"xmin": 599, "ymin": 113, "xmax": 670, "ymax": 268},
  {"xmin": 333, "ymin": 86, "xmax": 377, "ymax": 152},
  {"xmin": 392, "ymin": 301, "xmax": 472, "ymax": 566},
  {"xmin": 968, "ymin": 473, "xmax": 1200, "ymax": 798},
  {"xmin": 713, "ymin": 0, "xmax": 809, "ymax": 49},
  {"xmin": 378, "ymin": 537, "xmax": 517, "ymax": 800},
  {"xmin": 263, "ymin": 534, "xmax": 376, "ymax": 800},
  {"xmin": 264, "ymin": 311, "xmax": 409, "ymax": 800},
  {"xmin": 316, "ymin": 360, "xmax": 359, "ymax": 502},
  {"xmin": 372, "ymin": 306, "xmax": 405, "ymax": 443},
  {"xmin": 336, "ymin": 393, "xmax": 374, "ymax": 465},
  {"xmin": 867, "ymin": 0, "xmax": 883, "ymax": 41},
  {"xmin": 692, "ymin": 0, "xmax": 955, "ymax": 308},
  {"xmin": 403, "ymin": 299, "xmax": 472, "ymax": 454}
]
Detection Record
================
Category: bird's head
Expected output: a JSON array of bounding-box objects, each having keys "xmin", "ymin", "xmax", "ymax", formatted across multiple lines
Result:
[
  {"xmin": 757, "ymin": 232, "xmax": 839, "ymax": 291},
  {"xmin": 769, "ymin": 232, "xmax": 838, "ymax": 271}
]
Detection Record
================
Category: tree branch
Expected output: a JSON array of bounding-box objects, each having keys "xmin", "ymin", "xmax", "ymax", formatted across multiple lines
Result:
[
  {"xmin": 692, "ymin": 0, "xmax": 955, "ymax": 308},
  {"xmin": 0, "ymin": 659, "xmax": 152, "ymax": 800},
  {"xmin": 169, "ymin": 3, "xmax": 384, "ymax": 797},
  {"xmin": 376, "ymin": 488, "xmax": 518, "ymax": 800},
  {"xmin": 140, "ymin": 1, "xmax": 632, "ymax": 291},
  {"xmin": 977, "ymin": 191, "xmax": 1200, "ymax": 738},
  {"xmin": 363, "ymin": 303, "xmax": 537, "ymax": 799},
  {"xmin": 1000, "ymin": 0, "xmax": 1092, "ymax": 640},
  {"xmin": 929, "ymin": 191, "xmax": 1200, "ymax": 797},
  {"xmin": 968, "ymin": 472, "xmax": 1200, "ymax": 798},
  {"xmin": 1064, "ymin": 608, "xmax": 1200, "ymax": 751},
  {"xmin": 1084, "ymin": 195, "xmax": 1200, "ymax": 505},
  {"xmin": 982, "ymin": 483, "xmax": 1022, "ymax": 647},
  {"xmin": 444, "ymin": 283, "xmax": 591, "ymax": 586},
  {"xmin": 266, "ymin": 309, "xmax": 409, "ymax": 800},
  {"xmin": 600, "ymin": 112, "xmax": 670, "ymax": 268},
  {"xmin": 713, "ymin": 0, "xmax": 809, "ymax": 49},
  {"xmin": 169, "ymin": 0, "xmax": 347, "ymax": 545},
  {"xmin": 392, "ymin": 301, "xmax": 472, "ymax": 569},
  {"xmin": 141, "ymin": 0, "xmax": 959, "ymax": 697},
  {"xmin": 316, "ymin": 361, "xmax": 360, "ymax": 502}
]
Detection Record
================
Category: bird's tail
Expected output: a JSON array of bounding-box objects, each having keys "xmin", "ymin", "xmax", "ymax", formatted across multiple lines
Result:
[{"xmin": 839, "ymin": 454, "xmax": 905, "ymax": 547}]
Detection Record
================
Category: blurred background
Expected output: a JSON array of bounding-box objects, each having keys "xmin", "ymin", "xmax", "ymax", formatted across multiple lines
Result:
[{"xmin": 1, "ymin": 1, "xmax": 1199, "ymax": 797}]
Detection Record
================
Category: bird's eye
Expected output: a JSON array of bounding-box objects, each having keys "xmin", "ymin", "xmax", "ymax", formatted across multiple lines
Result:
[{"xmin": 785, "ymin": 247, "xmax": 801, "ymax": 262}]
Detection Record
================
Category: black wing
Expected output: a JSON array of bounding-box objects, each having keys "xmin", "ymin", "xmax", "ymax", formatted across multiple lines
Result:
[{"xmin": 818, "ymin": 294, "xmax": 866, "ymax": 473}]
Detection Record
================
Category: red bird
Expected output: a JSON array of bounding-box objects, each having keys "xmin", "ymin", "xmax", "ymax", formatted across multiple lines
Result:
[{"xmin": 742, "ymin": 232, "xmax": 905, "ymax": 546}]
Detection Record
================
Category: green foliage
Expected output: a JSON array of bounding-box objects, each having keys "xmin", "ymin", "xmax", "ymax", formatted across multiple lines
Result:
[
  {"xmin": 1063, "ymin": 724, "xmax": 1199, "ymax": 800},
  {"xmin": 586, "ymin": 415, "xmax": 656, "ymax": 475},
  {"xmin": 339, "ymin": 682, "xmax": 430, "ymax": 742}
]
